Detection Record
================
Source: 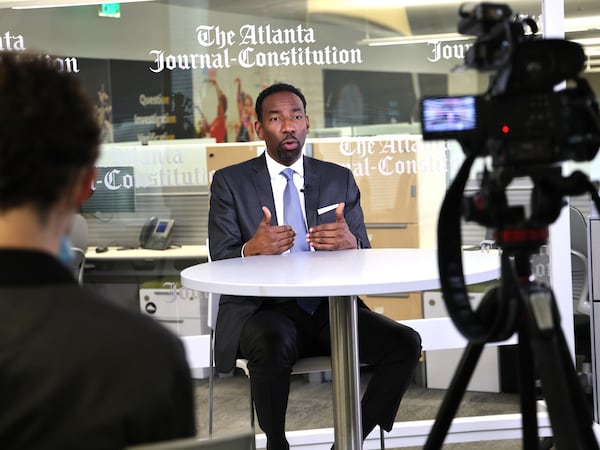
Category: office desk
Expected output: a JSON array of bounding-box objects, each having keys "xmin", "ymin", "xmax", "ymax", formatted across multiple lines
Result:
[
  {"xmin": 86, "ymin": 245, "xmax": 208, "ymax": 261},
  {"xmin": 180, "ymin": 248, "xmax": 500, "ymax": 450},
  {"xmin": 84, "ymin": 245, "xmax": 208, "ymax": 312}
]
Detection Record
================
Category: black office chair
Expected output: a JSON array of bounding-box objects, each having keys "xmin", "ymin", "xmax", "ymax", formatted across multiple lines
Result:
[
  {"xmin": 569, "ymin": 205, "xmax": 593, "ymax": 395},
  {"xmin": 570, "ymin": 205, "xmax": 589, "ymax": 316},
  {"xmin": 69, "ymin": 214, "xmax": 88, "ymax": 285}
]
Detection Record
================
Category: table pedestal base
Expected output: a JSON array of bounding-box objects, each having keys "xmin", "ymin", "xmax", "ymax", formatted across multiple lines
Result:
[{"xmin": 329, "ymin": 295, "xmax": 362, "ymax": 449}]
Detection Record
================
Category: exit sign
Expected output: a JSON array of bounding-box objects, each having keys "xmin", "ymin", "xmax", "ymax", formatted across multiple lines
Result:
[{"xmin": 99, "ymin": 3, "xmax": 121, "ymax": 18}]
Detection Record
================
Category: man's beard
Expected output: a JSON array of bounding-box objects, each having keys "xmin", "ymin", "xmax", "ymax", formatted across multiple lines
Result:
[{"xmin": 276, "ymin": 142, "xmax": 302, "ymax": 165}]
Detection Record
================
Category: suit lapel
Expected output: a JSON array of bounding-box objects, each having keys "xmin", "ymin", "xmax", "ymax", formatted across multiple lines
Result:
[
  {"xmin": 303, "ymin": 156, "xmax": 320, "ymax": 228},
  {"xmin": 251, "ymin": 153, "xmax": 277, "ymax": 226}
]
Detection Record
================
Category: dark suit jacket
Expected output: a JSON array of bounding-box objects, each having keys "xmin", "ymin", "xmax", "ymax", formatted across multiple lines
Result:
[{"xmin": 208, "ymin": 153, "xmax": 370, "ymax": 372}]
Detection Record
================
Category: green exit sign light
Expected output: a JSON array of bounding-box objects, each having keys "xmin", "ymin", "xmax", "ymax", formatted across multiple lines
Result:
[{"xmin": 99, "ymin": 3, "xmax": 121, "ymax": 18}]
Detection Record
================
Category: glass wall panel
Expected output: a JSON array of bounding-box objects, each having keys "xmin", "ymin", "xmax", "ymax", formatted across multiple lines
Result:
[
  {"xmin": 9, "ymin": 0, "xmax": 599, "ymax": 247},
  {"xmin": 2, "ymin": 0, "xmax": 473, "ymax": 251},
  {"xmin": 3, "ymin": 0, "xmax": 600, "ymax": 437}
]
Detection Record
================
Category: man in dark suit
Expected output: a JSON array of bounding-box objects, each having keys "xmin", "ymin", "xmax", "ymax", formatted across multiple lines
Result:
[{"xmin": 209, "ymin": 83, "xmax": 422, "ymax": 450}]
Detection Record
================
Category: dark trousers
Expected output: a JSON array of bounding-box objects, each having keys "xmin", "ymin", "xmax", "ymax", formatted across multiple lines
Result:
[{"xmin": 238, "ymin": 299, "xmax": 422, "ymax": 450}]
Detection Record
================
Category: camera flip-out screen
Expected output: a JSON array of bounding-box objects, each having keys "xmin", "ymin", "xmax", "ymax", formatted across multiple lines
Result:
[{"xmin": 421, "ymin": 95, "xmax": 478, "ymax": 140}]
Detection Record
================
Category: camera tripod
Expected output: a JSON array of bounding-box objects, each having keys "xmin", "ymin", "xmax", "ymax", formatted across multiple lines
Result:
[
  {"xmin": 425, "ymin": 154, "xmax": 600, "ymax": 450},
  {"xmin": 424, "ymin": 244, "xmax": 599, "ymax": 450}
]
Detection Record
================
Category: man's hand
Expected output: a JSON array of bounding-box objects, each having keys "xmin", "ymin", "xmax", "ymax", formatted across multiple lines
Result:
[
  {"xmin": 243, "ymin": 206, "xmax": 295, "ymax": 256},
  {"xmin": 307, "ymin": 202, "xmax": 358, "ymax": 251}
]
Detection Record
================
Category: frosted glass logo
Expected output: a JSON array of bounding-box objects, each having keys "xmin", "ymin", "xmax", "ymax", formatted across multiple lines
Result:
[
  {"xmin": 102, "ymin": 168, "xmax": 134, "ymax": 191},
  {"xmin": 148, "ymin": 23, "xmax": 363, "ymax": 72},
  {"xmin": 427, "ymin": 41, "xmax": 472, "ymax": 63}
]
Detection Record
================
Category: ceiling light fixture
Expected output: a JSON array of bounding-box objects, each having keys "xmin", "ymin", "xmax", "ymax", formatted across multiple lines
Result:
[
  {"xmin": 11, "ymin": 0, "xmax": 150, "ymax": 9},
  {"xmin": 358, "ymin": 32, "xmax": 472, "ymax": 46},
  {"xmin": 359, "ymin": 14, "xmax": 600, "ymax": 48},
  {"xmin": 310, "ymin": 0, "xmax": 462, "ymax": 8}
]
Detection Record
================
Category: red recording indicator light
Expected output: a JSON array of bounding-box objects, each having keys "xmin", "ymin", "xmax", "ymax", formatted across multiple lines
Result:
[{"xmin": 501, "ymin": 124, "xmax": 510, "ymax": 134}]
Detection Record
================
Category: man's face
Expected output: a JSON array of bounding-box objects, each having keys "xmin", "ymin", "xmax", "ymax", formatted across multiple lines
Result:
[{"xmin": 255, "ymin": 91, "xmax": 310, "ymax": 166}]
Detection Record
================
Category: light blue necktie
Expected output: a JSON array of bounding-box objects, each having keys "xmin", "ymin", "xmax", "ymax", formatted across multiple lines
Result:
[
  {"xmin": 281, "ymin": 168, "xmax": 310, "ymax": 252},
  {"xmin": 281, "ymin": 168, "xmax": 320, "ymax": 314}
]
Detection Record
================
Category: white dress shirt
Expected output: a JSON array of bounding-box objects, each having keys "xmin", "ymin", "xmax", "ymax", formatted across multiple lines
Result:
[
  {"xmin": 265, "ymin": 151, "xmax": 307, "ymax": 228},
  {"xmin": 241, "ymin": 151, "xmax": 308, "ymax": 257}
]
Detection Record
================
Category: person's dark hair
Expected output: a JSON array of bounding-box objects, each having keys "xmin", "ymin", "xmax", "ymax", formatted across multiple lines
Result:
[
  {"xmin": 0, "ymin": 52, "xmax": 100, "ymax": 218},
  {"xmin": 255, "ymin": 83, "xmax": 307, "ymax": 122}
]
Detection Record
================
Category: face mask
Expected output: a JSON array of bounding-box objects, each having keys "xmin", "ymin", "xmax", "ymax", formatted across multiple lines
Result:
[{"xmin": 58, "ymin": 235, "xmax": 75, "ymax": 267}]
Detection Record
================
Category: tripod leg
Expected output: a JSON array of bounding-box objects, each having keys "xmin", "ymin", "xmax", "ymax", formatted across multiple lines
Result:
[
  {"xmin": 424, "ymin": 342, "xmax": 485, "ymax": 450},
  {"xmin": 515, "ymin": 324, "xmax": 540, "ymax": 450},
  {"xmin": 525, "ymin": 289, "xmax": 599, "ymax": 450},
  {"xmin": 542, "ymin": 330, "xmax": 598, "ymax": 449}
]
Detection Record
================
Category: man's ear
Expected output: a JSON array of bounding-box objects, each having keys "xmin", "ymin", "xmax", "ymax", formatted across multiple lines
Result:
[
  {"xmin": 255, "ymin": 120, "xmax": 263, "ymax": 140},
  {"xmin": 74, "ymin": 166, "xmax": 97, "ymax": 208}
]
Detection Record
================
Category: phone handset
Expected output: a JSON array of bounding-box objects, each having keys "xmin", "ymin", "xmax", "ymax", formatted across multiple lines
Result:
[
  {"xmin": 139, "ymin": 217, "xmax": 174, "ymax": 250},
  {"xmin": 139, "ymin": 217, "xmax": 158, "ymax": 248}
]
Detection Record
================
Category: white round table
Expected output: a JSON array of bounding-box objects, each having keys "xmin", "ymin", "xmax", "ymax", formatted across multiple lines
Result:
[{"xmin": 181, "ymin": 248, "xmax": 500, "ymax": 449}]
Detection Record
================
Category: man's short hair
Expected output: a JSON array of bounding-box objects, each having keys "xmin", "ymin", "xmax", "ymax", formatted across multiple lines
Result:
[
  {"xmin": 0, "ymin": 52, "xmax": 100, "ymax": 217},
  {"xmin": 255, "ymin": 83, "xmax": 307, "ymax": 122}
]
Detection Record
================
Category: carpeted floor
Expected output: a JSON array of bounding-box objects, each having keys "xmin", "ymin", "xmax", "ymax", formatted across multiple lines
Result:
[{"xmin": 192, "ymin": 367, "xmax": 537, "ymax": 449}]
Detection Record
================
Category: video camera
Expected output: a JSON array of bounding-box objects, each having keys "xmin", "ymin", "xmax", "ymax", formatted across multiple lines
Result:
[
  {"xmin": 421, "ymin": 7, "xmax": 600, "ymax": 449},
  {"xmin": 420, "ymin": 2, "xmax": 600, "ymax": 169},
  {"xmin": 420, "ymin": 2, "xmax": 600, "ymax": 345}
]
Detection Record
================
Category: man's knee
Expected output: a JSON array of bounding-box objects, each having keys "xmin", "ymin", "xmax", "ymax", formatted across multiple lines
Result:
[
  {"xmin": 242, "ymin": 327, "xmax": 298, "ymax": 367},
  {"xmin": 388, "ymin": 325, "xmax": 422, "ymax": 364},
  {"xmin": 405, "ymin": 327, "xmax": 423, "ymax": 362}
]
